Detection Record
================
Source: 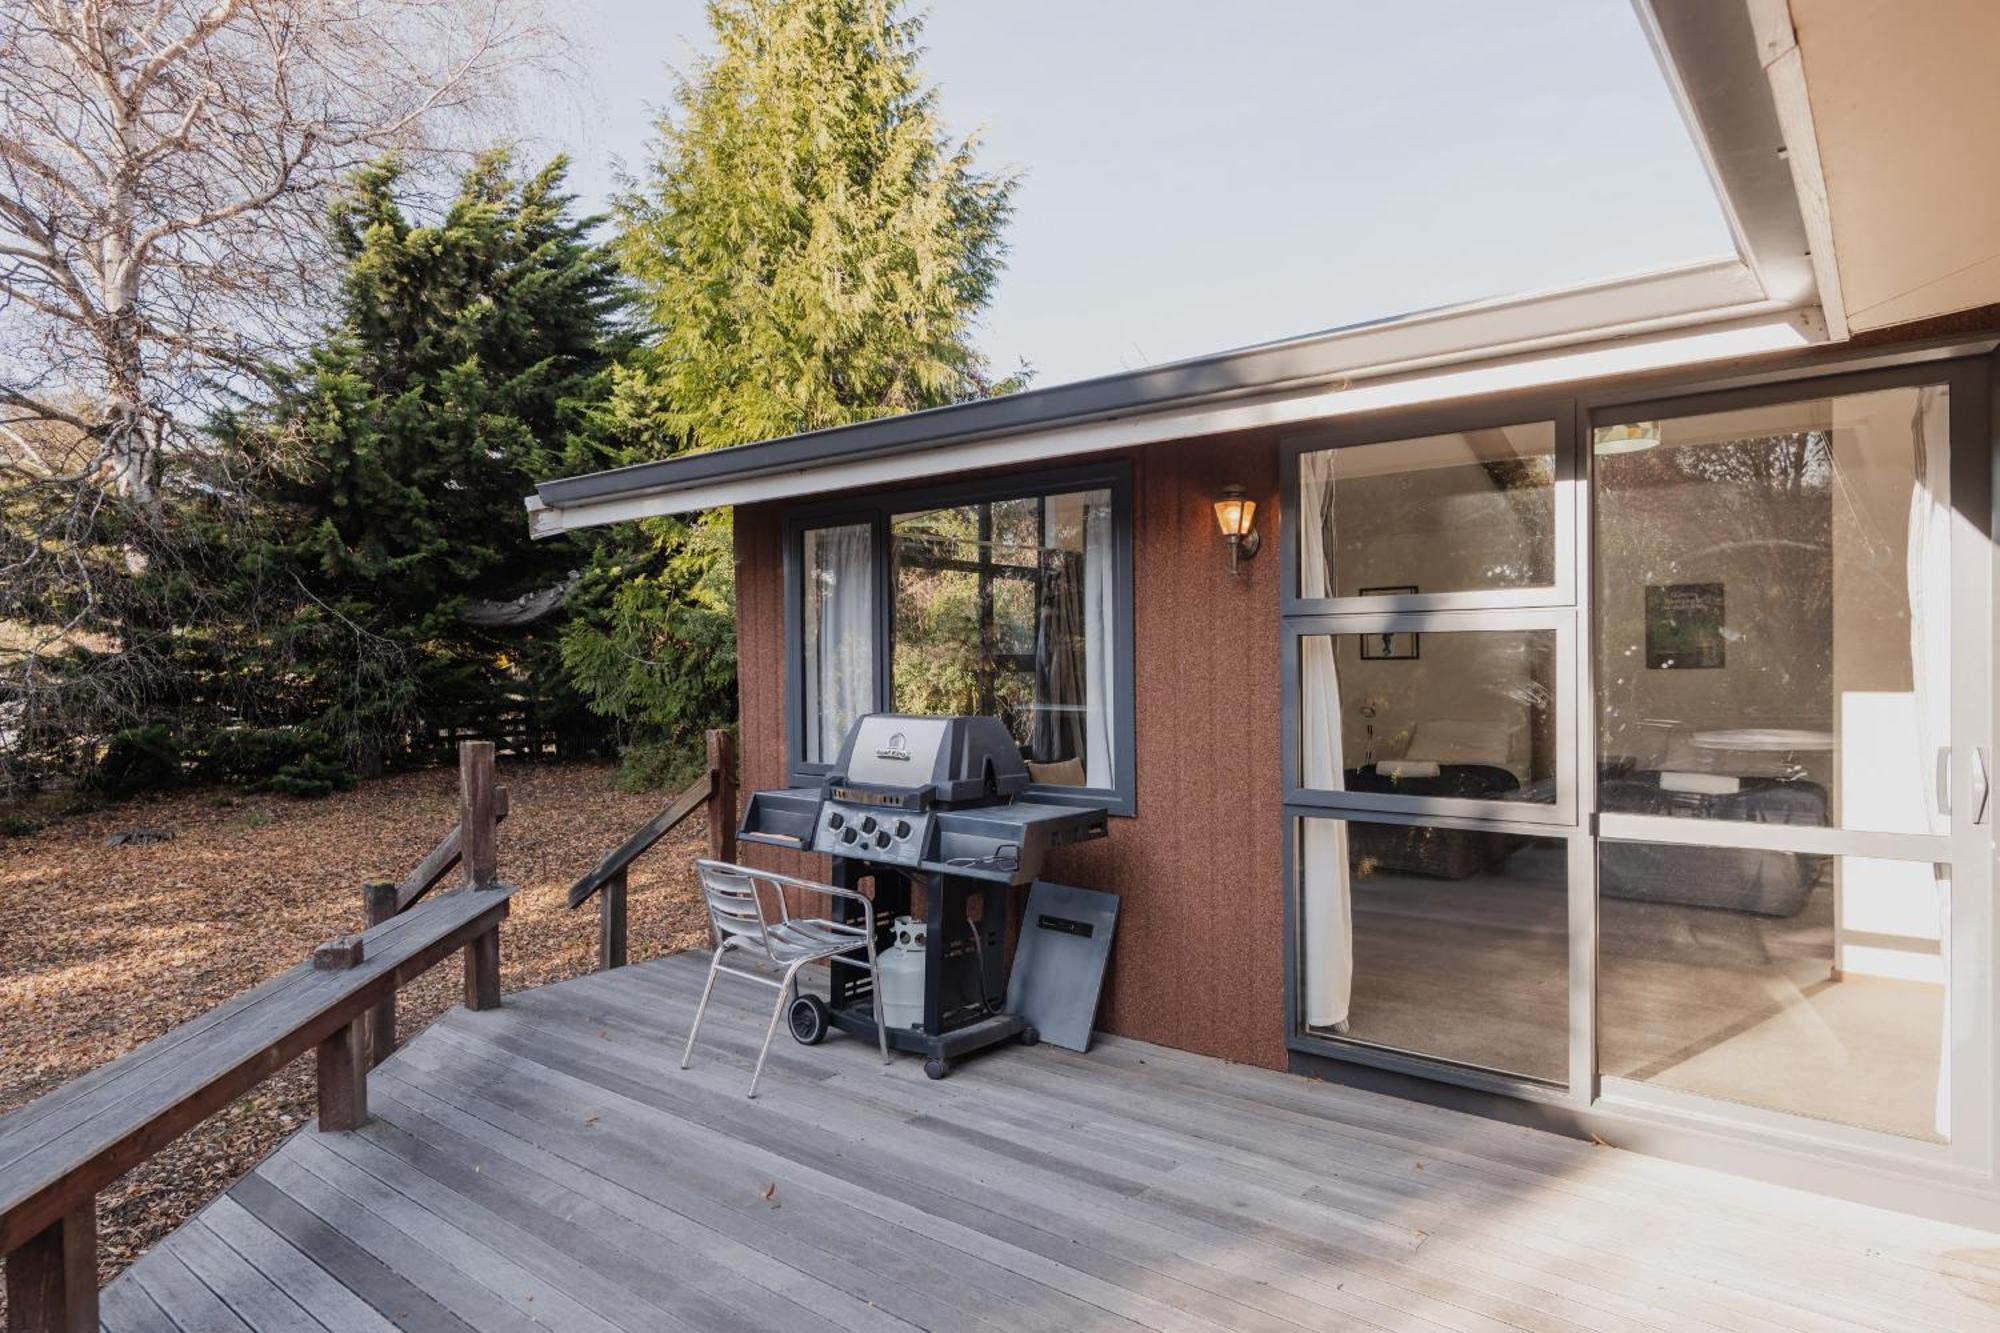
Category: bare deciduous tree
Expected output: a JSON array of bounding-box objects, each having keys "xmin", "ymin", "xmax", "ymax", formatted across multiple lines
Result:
[{"xmin": 0, "ymin": 0, "xmax": 561, "ymax": 502}]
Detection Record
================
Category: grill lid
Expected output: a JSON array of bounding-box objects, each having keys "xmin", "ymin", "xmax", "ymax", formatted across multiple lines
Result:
[{"xmin": 828, "ymin": 714, "xmax": 1029, "ymax": 805}]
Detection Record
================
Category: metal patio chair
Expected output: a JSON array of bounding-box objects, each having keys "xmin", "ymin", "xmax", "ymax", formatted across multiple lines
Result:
[{"xmin": 681, "ymin": 858, "xmax": 891, "ymax": 1097}]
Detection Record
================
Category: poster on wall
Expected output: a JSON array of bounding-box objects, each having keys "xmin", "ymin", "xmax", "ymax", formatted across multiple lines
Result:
[
  {"xmin": 1357, "ymin": 587, "xmax": 1419, "ymax": 660},
  {"xmin": 1646, "ymin": 582, "xmax": 1725, "ymax": 669}
]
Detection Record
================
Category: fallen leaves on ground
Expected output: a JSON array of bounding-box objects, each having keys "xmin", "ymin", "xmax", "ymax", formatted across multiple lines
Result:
[{"xmin": 0, "ymin": 760, "xmax": 712, "ymax": 1302}]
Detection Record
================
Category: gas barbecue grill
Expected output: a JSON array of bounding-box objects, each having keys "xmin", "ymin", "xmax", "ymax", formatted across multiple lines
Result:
[{"xmin": 738, "ymin": 713, "xmax": 1108, "ymax": 1075}]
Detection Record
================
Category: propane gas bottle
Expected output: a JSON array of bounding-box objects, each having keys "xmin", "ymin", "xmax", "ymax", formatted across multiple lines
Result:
[{"xmin": 877, "ymin": 915, "xmax": 927, "ymax": 1031}]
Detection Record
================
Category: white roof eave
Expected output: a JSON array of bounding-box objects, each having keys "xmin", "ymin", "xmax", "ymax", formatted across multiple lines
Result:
[{"xmin": 529, "ymin": 256, "xmax": 1819, "ymax": 534}]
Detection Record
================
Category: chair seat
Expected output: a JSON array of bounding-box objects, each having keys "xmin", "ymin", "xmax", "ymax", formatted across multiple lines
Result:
[{"xmin": 760, "ymin": 917, "xmax": 868, "ymax": 964}]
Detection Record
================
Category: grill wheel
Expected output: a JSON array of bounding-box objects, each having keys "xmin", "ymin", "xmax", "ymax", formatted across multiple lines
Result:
[{"xmin": 788, "ymin": 994, "xmax": 831, "ymax": 1046}]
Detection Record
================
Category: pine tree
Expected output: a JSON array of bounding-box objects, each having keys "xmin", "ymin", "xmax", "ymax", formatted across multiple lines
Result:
[
  {"xmin": 562, "ymin": 0, "xmax": 1017, "ymax": 772},
  {"xmin": 220, "ymin": 151, "xmax": 628, "ymax": 775}
]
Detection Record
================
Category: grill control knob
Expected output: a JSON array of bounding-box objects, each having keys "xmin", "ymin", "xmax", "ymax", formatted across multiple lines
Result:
[
  {"xmin": 840, "ymin": 827, "xmax": 858, "ymax": 845},
  {"xmin": 894, "ymin": 819, "xmax": 911, "ymax": 839},
  {"xmin": 827, "ymin": 812, "xmax": 845, "ymax": 831},
  {"xmin": 874, "ymin": 830, "xmax": 891, "ymax": 849},
  {"xmin": 860, "ymin": 816, "xmax": 877, "ymax": 834}
]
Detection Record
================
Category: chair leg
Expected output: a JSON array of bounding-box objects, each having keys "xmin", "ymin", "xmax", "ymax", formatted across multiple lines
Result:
[
  {"xmin": 748, "ymin": 962, "xmax": 802, "ymax": 1099},
  {"xmin": 864, "ymin": 944, "xmax": 890, "ymax": 1065},
  {"xmin": 681, "ymin": 946, "xmax": 725, "ymax": 1070}
]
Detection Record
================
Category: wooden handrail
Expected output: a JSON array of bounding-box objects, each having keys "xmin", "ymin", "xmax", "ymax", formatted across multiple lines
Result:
[
  {"xmin": 567, "ymin": 729, "xmax": 737, "ymax": 971},
  {"xmin": 566, "ymin": 772, "xmax": 710, "ymax": 910},
  {"xmin": 0, "ymin": 741, "xmax": 512, "ymax": 1332},
  {"xmin": 395, "ymin": 785, "xmax": 510, "ymax": 912}
]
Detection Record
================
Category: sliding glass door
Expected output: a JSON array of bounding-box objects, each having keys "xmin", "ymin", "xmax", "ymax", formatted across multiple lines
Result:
[
  {"xmin": 1590, "ymin": 366, "xmax": 1991, "ymax": 1158},
  {"xmin": 1285, "ymin": 357, "xmax": 1993, "ymax": 1172}
]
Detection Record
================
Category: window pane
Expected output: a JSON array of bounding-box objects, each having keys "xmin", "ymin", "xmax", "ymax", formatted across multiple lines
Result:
[
  {"xmin": 1599, "ymin": 841, "xmax": 1948, "ymax": 1142},
  {"xmin": 802, "ymin": 523, "xmax": 875, "ymax": 765},
  {"xmin": 1593, "ymin": 386, "xmax": 1950, "ymax": 836},
  {"xmin": 1298, "ymin": 628, "xmax": 1558, "ymax": 806},
  {"xmin": 1300, "ymin": 817, "xmax": 1568, "ymax": 1084},
  {"xmin": 1299, "ymin": 422, "xmax": 1557, "ymax": 599},
  {"xmin": 891, "ymin": 488, "xmax": 1116, "ymax": 787}
]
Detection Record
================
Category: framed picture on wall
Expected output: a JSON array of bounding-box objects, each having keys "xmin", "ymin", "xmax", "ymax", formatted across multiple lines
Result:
[
  {"xmin": 1357, "ymin": 588, "xmax": 1420, "ymax": 659},
  {"xmin": 1646, "ymin": 582, "xmax": 1726, "ymax": 669}
]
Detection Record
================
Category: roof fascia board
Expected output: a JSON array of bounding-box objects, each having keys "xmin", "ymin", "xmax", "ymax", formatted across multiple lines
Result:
[
  {"xmin": 530, "ymin": 257, "xmax": 1776, "ymax": 531},
  {"xmin": 1634, "ymin": 0, "xmax": 1818, "ymax": 309},
  {"xmin": 530, "ymin": 310, "xmax": 1820, "ymax": 534},
  {"xmin": 1741, "ymin": 0, "xmax": 1848, "ymax": 338}
]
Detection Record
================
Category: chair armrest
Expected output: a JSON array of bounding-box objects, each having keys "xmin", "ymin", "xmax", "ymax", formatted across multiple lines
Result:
[{"xmin": 803, "ymin": 881, "xmax": 877, "ymax": 935}]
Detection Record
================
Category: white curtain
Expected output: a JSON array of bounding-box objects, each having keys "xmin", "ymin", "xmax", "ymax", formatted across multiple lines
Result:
[
  {"xmin": 806, "ymin": 524, "xmax": 875, "ymax": 763},
  {"xmin": 1082, "ymin": 491, "xmax": 1116, "ymax": 789},
  {"xmin": 1909, "ymin": 388, "xmax": 1953, "ymax": 1138},
  {"xmin": 1299, "ymin": 450, "xmax": 1353, "ymax": 1028}
]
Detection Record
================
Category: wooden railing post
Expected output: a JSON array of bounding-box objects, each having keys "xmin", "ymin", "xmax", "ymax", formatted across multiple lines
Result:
[
  {"xmin": 362, "ymin": 881, "xmax": 397, "ymax": 1066},
  {"xmin": 459, "ymin": 740, "xmax": 498, "ymax": 890},
  {"xmin": 464, "ymin": 928, "xmax": 501, "ymax": 1011},
  {"xmin": 4, "ymin": 1200, "xmax": 95, "ymax": 1333},
  {"xmin": 599, "ymin": 867, "xmax": 629, "ymax": 971},
  {"xmin": 707, "ymin": 729, "xmax": 738, "ymax": 865},
  {"xmin": 458, "ymin": 741, "xmax": 503, "ymax": 1010},
  {"xmin": 316, "ymin": 1016, "xmax": 368, "ymax": 1132}
]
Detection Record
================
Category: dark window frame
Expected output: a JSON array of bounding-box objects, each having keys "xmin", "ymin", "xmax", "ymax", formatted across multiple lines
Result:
[{"xmin": 782, "ymin": 461, "xmax": 1138, "ymax": 815}]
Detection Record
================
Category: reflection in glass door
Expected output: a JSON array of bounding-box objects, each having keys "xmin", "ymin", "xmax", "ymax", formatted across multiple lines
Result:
[
  {"xmin": 1591, "ymin": 379, "xmax": 1984, "ymax": 1146},
  {"xmin": 1286, "ymin": 367, "xmax": 1989, "ymax": 1166}
]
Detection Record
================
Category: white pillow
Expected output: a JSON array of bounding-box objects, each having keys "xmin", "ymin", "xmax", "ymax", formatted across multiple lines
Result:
[
  {"xmin": 1376, "ymin": 758, "xmax": 1441, "ymax": 780},
  {"xmin": 1405, "ymin": 718, "xmax": 1513, "ymax": 769},
  {"xmin": 1660, "ymin": 770, "xmax": 1740, "ymax": 796}
]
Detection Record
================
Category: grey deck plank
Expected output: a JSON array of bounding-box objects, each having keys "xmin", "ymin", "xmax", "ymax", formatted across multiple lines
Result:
[
  {"xmin": 368, "ymin": 1072, "xmax": 936, "ymax": 1328},
  {"xmin": 387, "ymin": 1032, "xmax": 1141, "ymax": 1332},
  {"xmin": 651, "ymin": 982, "xmax": 1806, "ymax": 1333},
  {"xmin": 200, "ymin": 1194, "xmax": 401, "ymax": 1333},
  {"xmin": 502, "ymin": 982, "xmax": 1456, "ymax": 1331},
  {"xmin": 167, "ymin": 1215, "xmax": 331, "ymax": 1332},
  {"xmin": 1006, "ymin": 1044, "xmax": 1944, "ymax": 1332},
  {"xmin": 544, "ymin": 996, "xmax": 1620, "ymax": 1333},
  {"xmin": 93, "ymin": 949, "xmax": 2000, "ymax": 1333},
  {"xmin": 617, "ymin": 962, "xmax": 1743, "ymax": 1333},
  {"xmin": 1077, "ymin": 1029, "xmax": 1994, "ymax": 1276},
  {"xmin": 633, "ymin": 954, "xmax": 1995, "ymax": 1333},
  {"xmin": 288, "ymin": 1130, "xmax": 683, "ymax": 1333},
  {"xmin": 231, "ymin": 1168, "xmax": 493, "ymax": 1333},
  {"xmin": 356, "ymin": 1091, "xmax": 849, "ymax": 1333},
  {"xmin": 397, "ymin": 1016, "xmax": 1220, "ymax": 1332},
  {"xmin": 439, "ymin": 1002, "xmax": 1318, "ymax": 1332},
  {"xmin": 128, "ymin": 1243, "xmax": 255, "ymax": 1332},
  {"xmin": 97, "ymin": 1270, "xmax": 176, "ymax": 1333}
]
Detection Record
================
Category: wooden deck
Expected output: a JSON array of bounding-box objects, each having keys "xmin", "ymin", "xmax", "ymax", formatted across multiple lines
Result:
[{"xmin": 100, "ymin": 952, "xmax": 2000, "ymax": 1332}]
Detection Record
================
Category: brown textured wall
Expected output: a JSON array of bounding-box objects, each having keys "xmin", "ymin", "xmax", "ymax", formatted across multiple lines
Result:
[{"xmin": 732, "ymin": 429, "xmax": 1288, "ymax": 1069}]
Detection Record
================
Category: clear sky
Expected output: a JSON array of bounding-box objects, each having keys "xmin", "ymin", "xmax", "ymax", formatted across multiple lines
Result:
[{"xmin": 527, "ymin": 1, "xmax": 1736, "ymax": 389}]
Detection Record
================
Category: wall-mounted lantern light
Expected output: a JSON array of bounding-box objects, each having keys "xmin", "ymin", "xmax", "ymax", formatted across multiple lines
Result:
[{"xmin": 1213, "ymin": 484, "xmax": 1261, "ymax": 576}]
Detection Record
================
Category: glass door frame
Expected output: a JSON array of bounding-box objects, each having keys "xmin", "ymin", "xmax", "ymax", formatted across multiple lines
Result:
[
  {"xmin": 1282, "ymin": 349, "xmax": 1999, "ymax": 1178},
  {"xmin": 1578, "ymin": 356, "xmax": 1995, "ymax": 1177},
  {"xmin": 1279, "ymin": 392, "xmax": 1596, "ymax": 1107}
]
